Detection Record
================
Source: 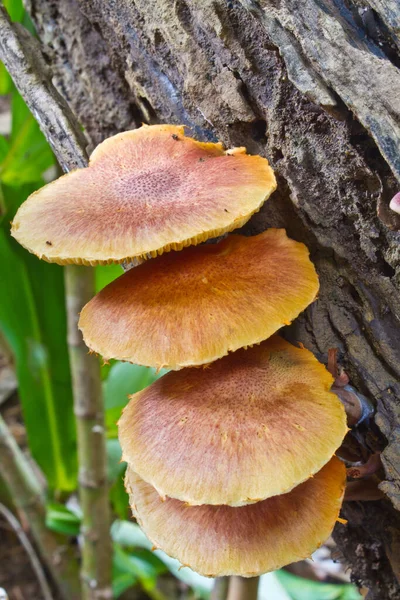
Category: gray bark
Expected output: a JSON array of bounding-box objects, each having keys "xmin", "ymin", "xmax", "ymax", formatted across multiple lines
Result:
[{"xmin": 12, "ymin": 0, "xmax": 400, "ymax": 597}]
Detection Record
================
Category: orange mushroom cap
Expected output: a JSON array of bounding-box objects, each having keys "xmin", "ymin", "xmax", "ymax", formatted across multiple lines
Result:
[
  {"xmin": 125, "ymin": 457, "xmax": 346, "ymax": 577},
  {"xmin": 119, "ymin": 336, "xmax": 347, "ymax": 506},
  {"xmin": 79, "ymin": 229, "xmax": 319, "ymax": 369},
  {"xmin": 11, "ymin": 124, "xmax": 276, "ymax": 265}
]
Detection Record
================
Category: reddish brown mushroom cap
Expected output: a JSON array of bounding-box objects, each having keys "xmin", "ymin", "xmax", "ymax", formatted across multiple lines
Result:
[
  {"xmin": 119, "ymin": 336, "xmax": 347, "ymax": 506},
  {"xmin": 11, "ymin": 124, "xmax": 276, "ymax": 265},
  {"xmin": 79, "ymin": 229, "xmax": 320, "ymax": 369},
  {"xmin": 125, "ymin": 457, "xmax": 346, "ymax": 577},
  {"xmin": 389, "ymin": 192, "xmax": 400, "ymax": 214}
]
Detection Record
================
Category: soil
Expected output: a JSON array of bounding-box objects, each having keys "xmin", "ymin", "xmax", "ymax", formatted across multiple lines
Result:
[
  {"xmin": 0, "ymin": 514, "xmax": 50, "ymax": 600},
  {"xmin": 0, "ymin": 390, "xmax": 58, "ymax": 600}
]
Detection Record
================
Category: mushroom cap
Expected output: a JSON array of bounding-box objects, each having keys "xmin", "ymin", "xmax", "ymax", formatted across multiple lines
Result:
[
  {"xmin": 389, "ymin": 192, "xmax": 400, "ymax": 215},
  {"xmin": 125, "ymin": 457, "xmax": 346, "ymax": 577},
  {"xmin": 10, "ymin": 124, "xmax": 276, "ymax": 265},
  {"xmin": 79, "ymin": 229, "xmax": 319, "ymax": 369},
  {"xmin": 119, "ymin": 336, "xmax": 347, "ymax": 506}
]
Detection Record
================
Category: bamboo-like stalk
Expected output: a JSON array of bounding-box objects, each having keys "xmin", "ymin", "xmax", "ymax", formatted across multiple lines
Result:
[
  {"xmin": 227, "ymin": 576, "xmax": 259, "ymax": 600},
  {"xmin": 65, "ymin": 266, "xmax": 112, "ymax": 600},
  {"xmin": 0, "ymin": 414, "xmax": 81, "ymax": 600}
]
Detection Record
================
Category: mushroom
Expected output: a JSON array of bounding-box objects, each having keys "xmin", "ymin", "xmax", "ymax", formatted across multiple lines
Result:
[
  {"xmin": 11, "ymin": 124, "xmax": 276, "ymax": 265},
  {"xmin": 118, "ymin": 336, "xmax": 347, "ymax": 506},
  {"xmin": 389, "ymin": 192, "xmax": 400, "ymax": 214},
  {"xmin": 125, "ymin": 457, "xmax": 346, "ymax": 578},
  {"xmin": 10, "ymin": 121, "xmax": 347, "ymax": 577},
  {"xmin": 79, "ymin": 229, "xmax": 319, "ymax": 369}
]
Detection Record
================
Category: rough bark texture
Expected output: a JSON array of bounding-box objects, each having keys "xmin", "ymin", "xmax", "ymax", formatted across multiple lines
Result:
[{"xmin": 19, "ymin": 0, "xmax": 400, "ymax": 597}]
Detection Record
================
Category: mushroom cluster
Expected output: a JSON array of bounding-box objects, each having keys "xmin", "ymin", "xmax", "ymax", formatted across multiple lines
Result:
[{"xmin": 12, "ymin": 124, "xmax": 347, "ymax": 577}]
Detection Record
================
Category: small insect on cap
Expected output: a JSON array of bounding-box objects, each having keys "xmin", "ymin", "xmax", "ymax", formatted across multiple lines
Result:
[
  {"xmin": 11, "ymin": 124, "xmax": 276, "ymax": 265},
  {"xmin": 79, "ymin": 229, "xmax": 320, "ymax": 369},
  {"xmin": 118, "ymin": 336, "xmax": 347, "ymax": 506},
  {"xmin": 125, "ymin": 457, "xmax": 346, "ymax": 577}
]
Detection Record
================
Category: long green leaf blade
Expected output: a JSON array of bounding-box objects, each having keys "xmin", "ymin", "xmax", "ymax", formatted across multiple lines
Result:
[{"xmin": 0, "ymin": 183, "xmax": 76, "ymax": 491}]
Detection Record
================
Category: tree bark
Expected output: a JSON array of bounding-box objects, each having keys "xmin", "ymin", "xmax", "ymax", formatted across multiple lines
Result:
[{"xmin": 15, "ymin": 0, "xmax": 400, "ymax": 597}]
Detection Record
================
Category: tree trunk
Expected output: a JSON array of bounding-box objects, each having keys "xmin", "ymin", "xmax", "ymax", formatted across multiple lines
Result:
[{"xmin": 23, "ymin": 0, "xmax": 400, "ymax": 597}]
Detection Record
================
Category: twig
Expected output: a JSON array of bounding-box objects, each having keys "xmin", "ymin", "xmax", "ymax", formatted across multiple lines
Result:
[
  {"xmin": 0, "ymin": 415, "xmax": 81, "ymax": 599},
  {"xmin": 0, "ymin": 502, "xmax": 53, "ymax": 600},
  {"xmin": 0, "ymin": 9, "xmax": 112, "ymax": 599},
  {"xmin": 65, "ymin": 267, "xmax": 113, "ymax": 600}
]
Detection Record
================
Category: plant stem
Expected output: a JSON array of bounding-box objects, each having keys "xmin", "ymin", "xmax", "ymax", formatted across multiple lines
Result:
[
  {"xmin": 227, "ymin": 576, "xmax": 259, "ymax": 600},
  {"xmin": 0, "ymin": 414, "xmax": 81, "ymax": 599},
  {"xmin": 0, "ymin": 502, "xmax": 54, "ymax": 600},
  {"xmin": 210, "ymin": 577, "xmax": 230, "ymax": 600},
  {"xmin": 65, "ymin": 266, "xmax": 112, "ymax": 600}
]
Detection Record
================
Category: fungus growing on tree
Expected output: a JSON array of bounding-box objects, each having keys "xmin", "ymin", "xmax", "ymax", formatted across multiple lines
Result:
[
  {"xmin": 11, "ymin": 124, "xmax": 276, "ymax": 265},
  {"xmin": 389, "ymin": 192, "xmax": 400, "ymax": 214},
  {"xmin": 119, "ymin": 336, "xmax": 347, "ymax": 506},
  {"xmin": 10, "ymin": 120, "xmax": 347, "ymax": 580},
  {"xmin": 125, "ymin": 457, "xmax": 346, "ymax": 577},
  {"xmin": 79, "ymin": 229, "xmax": 319, "ymax": 369}
]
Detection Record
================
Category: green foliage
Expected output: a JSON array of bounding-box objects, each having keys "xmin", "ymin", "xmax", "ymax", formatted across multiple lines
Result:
[
  {"xmin": 111, "ymin": 520, "xmax": 212, "ymax": 599},
  {"xmin": 0, "ymin": 0, "xmax": 34, "ymax": 94},
  {"xmin": 0, "ymin": 84, "xmax": 77, "ymax": 490},
  {"xmin": 96, "ymin": 264, "xmax": 124, "ymax": 292},
  {"xmin": 276, "ymin": 570, "xmax": 362, "ymax": 600},
  {"xmin": 104, "ymin": 362, "xmax": 166, "ymax": 438},
  {"xmin": 104, "ymin": 362, "xmax": 165, "ymax": 520},
  {"xmin": 113, "ymin": 544, "xmax": 167, "ymax": 599},
  {"xmin": 3, "ymin": 0, "xmax": 24, "ymax": 22},
  {"xmin": 45, "ymin": 502, "xmax": 81, "ymax": 536},
  {"xmin": 1, "ymin": 94, "xmax": 54, "ymax": 186}
]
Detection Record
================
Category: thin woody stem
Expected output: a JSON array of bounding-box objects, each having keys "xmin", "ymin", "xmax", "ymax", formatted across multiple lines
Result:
[{"xmin": 65, "ymin": 267, "xmax": 113, "ymax": 600}]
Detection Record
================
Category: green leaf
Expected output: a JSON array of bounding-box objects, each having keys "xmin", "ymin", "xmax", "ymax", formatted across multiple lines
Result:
[
  {"xmin": 0, "ymin": 93, "xmax": 54, "ymax": 187},
  {"xmin": 111, "ymin": 521, "xmax": 211, "ymax": 598},
  {"xmin": 95, "ymin": 264, "xmax": 124, "ymax": 292},
  {"xmin": 106, "ymin": 438, "xmax": 124, "ymax": 482},
  {"xmin": 3, "ymin": 0, "xmax": 25, "ymax": 22},
  {"xmin": 113, "ymin": 544, "xmax": 138, "ymax": 598},
  {"xmin": 45, "ymin": 502, "xmax": 81, "ymax": 536},
  {"xmin": 113, "ymin": 543, "xmax": 167, "ymax": 599},
  {"xmin": 0, "ymin": 136, "xmax": 9, "ymax": 162},
  {"xmin": 106, "ymin": 437, "xmax": 129, "ymax": 519},
  {"xmin": 0, "ymin": 87, "xmax": 76, "ymax": 492},
  {"xmin": 94, "ymin": 267, "xmax": 123, "ymax": 381},
  {"xmin": 112, "ymin": 569, "xmax": 137, "ymax": 599},
  {"xmin": 0, "ymin": 63, "xmax": 13, "ymax": 96},
  {"xmin": 104, "ymin": 362, "xmax": 166, "ymax": 438},
  {"xmin": 111, "ymin": 520, "xmax": 152, "ymax": 550},
  {"xmin": 109, "ymin": 470, "xmax": 130, "ymax": 521},
  {"xmin": 276, "ymin": 570, "xmax": 362, "ymax": 600},
  {"xmin": 0, "ymin": 205, "xmax": 77, "ymax": 491}
]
